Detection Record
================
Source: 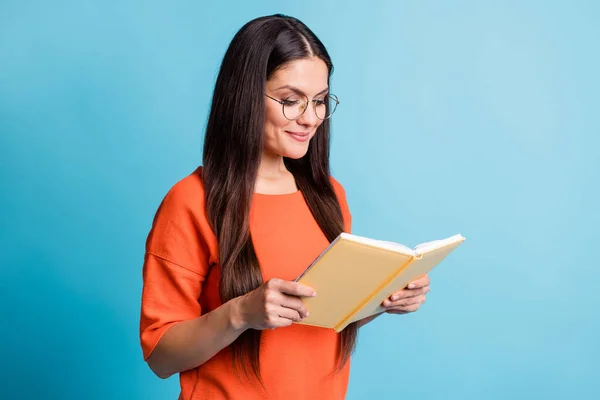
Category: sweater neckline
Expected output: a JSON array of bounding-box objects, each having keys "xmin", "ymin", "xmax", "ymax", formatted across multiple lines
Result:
[{"xmin": 253, "ymin": 190, "xmax": 302, "ymax": 198}]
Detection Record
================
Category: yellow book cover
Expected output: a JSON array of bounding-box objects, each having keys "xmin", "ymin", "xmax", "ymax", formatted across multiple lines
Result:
[{"xmin": 295, "ymin": 233, "xmax": 465, "ymax": 331}]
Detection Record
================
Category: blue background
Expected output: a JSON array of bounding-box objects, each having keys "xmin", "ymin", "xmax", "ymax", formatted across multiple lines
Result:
[{"xmin": 1, "ymin": 1, "xmax": 598, "ymax": 399}]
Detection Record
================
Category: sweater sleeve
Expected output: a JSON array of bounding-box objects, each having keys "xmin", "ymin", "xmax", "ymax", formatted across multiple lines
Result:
[{"xmin": 139, "ymin": 176, "xmax": 213, "ymax": 360}]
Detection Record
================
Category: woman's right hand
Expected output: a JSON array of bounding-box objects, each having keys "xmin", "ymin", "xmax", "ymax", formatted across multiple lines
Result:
[{"xmin": 232, "ymin": 278, "xmax": 316, "ymax": 331}]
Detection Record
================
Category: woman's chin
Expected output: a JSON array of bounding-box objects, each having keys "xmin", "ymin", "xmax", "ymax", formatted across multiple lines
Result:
[{"xmin": 282, "ymin": 146, "xmax": 310, "ymax": 160}]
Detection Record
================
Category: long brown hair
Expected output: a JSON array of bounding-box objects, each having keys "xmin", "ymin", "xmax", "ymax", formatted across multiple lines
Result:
[{"xmin": 202, "ymin": 14, "xmax": 358, "ymax": 383}]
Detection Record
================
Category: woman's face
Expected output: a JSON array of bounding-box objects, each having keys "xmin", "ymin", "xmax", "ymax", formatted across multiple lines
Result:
[{"xmin": 264, "ymin": 57, "xmax": 329, "ymax": 160}]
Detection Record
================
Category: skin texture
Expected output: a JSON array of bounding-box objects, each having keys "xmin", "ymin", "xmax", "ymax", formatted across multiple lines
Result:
[{"xmin": 255, "ymin": 57, "xmax": 327, "ymax": 194}]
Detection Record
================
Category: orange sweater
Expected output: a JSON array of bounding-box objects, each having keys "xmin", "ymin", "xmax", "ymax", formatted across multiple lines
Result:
[{"xmin": 140, "ymin": 166, "xmax": 353, "ymax": 400}]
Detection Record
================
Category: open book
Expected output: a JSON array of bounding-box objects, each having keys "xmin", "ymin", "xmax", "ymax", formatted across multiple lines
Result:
[{"xmin": 295, "ymin": 233, "xmax": 465, "ymax": 331}]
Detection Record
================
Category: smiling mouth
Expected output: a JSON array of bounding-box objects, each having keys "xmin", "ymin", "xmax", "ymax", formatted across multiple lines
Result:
[{"xmin": 286, "ymin": 131, "xmax": 310, "ymax": 142}]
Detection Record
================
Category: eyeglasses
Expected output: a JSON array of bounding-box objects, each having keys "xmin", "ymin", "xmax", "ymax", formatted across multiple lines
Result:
[{"xmin": 265, "ymin": 93, "xmax": 339, "ymax": 120}]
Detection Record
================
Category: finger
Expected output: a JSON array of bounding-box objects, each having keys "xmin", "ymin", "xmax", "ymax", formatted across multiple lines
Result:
[
  {"xmin": 274, "ymin": 306, "xmax": 303, "ymax": 322},
  {"xmin": 278, "ymin": 294, "xmax": 309, "ymax": 317},
  {"xmin": 407, "ymin": 274, "xmax": 430, "ymax": 289},
  {"xmin": 275, "ymin": 280, "xmax": 317, "ymax": 298},
  {"xmin": 266, "ymin": 316, "xmax": 295, "ymax": 330},
  {"xmin": 264, "ymin": 289, "xmax": 309, "ymax": 317},
  {"xmin": 390, "ymin": 286, "xmax": 429, "ymax": 300},
  {"xmin": 383, "ymin": 287, "xmax": 429, "ymax": 307},
  {"xmin": 386, "ymin": 302, "xmax": 423, "ymax": 314},
  {"xmin": 384, "ymin": 294, "xmax": 426, "ymax": 309}
]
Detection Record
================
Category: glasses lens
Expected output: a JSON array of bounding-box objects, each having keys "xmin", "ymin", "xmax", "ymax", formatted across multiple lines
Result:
[
  {"xmin": 315, "ymin": 94, "xmax": 339, "ymax": 120},
  {"xmin": 282, "ymin": 94, "xmax": 308, "ymax": 120}
]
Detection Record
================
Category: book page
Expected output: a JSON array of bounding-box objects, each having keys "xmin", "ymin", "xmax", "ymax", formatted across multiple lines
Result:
[
  {"xmin": 296, "ymin": 236, "xmax": 414, "ymax": 330},
  {"xmin": 414, "ymin": 234, "xmax": 465, "ymax": 253},
  {"xmin": 342, "ymin": 233, "xmax": 465, "ymax": 256},
  {"xmin": 343, "ymin": 236, "xmax": 465, "ymax": 327},
  {"xmin": 341, "ymin": 233, "xmax": 415, "ymax": 256}
]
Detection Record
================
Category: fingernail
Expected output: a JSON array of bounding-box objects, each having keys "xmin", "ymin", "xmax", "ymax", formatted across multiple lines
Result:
[
  {"xmin": 408, "ymin": 283, "xmax": 416, "ymax": 289},
  {"xmin": 391, "ymin": 295, "xmax": 399, "ymax": 301},
  {"xmin": 312, "ymin": 292, "xmax": 317, "ymax": 297},
  {"xmin": 305, "ymin": 312, "xmax": 309, "ymax": 317}
]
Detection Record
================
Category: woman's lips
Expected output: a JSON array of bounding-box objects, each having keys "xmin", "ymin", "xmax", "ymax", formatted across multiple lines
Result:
[{"xmin": 286, "ymin": 131, "xmax": 310, "ymax": 142}]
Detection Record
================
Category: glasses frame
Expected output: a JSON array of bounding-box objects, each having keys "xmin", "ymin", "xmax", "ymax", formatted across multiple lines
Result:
[{"xmin": 265, "ymin": 93, "xmax": 339, "ymax": 121}]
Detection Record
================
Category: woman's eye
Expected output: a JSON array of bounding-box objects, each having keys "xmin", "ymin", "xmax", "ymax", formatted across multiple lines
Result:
[
  {"xmin": 282, "ymin": 99, "xmax": 300, "ymax": 106},
  {"xmin": 314, "ymin": 99, "xmax": 326, "ymax": 106}
]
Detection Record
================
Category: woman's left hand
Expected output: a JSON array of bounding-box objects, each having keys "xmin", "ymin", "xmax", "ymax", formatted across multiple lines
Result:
[{"xmin": 381, "ymin": 275, "xmax": 430, "ymax": 314}]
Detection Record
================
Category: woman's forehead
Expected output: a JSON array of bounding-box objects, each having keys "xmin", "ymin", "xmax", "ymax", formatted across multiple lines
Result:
[{"xmin": 268, "ymin": 58, "xmax": 328, "ymax": 95}]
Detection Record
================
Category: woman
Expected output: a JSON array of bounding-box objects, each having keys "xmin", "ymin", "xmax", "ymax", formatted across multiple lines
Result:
[{"xmin": 139, "ymin": 14, "xmax": 430, "ymax": 400}]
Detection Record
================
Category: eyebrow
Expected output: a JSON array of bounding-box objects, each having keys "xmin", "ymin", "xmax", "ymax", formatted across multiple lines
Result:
[{"xmin": 273, "ymin": 85, "xmax": 329, "ymax": 96}]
